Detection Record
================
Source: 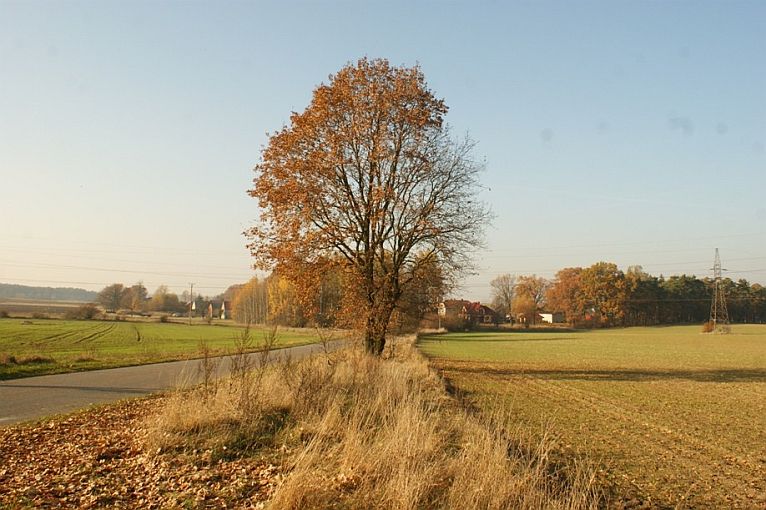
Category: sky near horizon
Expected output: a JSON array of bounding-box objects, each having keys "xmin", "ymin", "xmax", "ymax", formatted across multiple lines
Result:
[{"xmin": 1, "ymin": 0, "xmax": 764, "ymax": 301}]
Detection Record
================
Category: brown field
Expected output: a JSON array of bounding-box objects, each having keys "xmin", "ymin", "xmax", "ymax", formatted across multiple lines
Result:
[
  {"xmin": 419, "ymin": 326, "xmax": 766, "ymax": 509},
  {"xmin": 0, "ymin": 298, "xmax": 87, "ymax": 318}
]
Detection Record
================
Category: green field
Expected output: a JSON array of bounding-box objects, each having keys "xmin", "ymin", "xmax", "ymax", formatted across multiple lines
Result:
[
  {"xmin": 0, "ymin": 318, "xmax": 318, "ymax": 380},
  {"xmin": 419, "ymin": 325, "xmax": 766, "ymax": 508}
]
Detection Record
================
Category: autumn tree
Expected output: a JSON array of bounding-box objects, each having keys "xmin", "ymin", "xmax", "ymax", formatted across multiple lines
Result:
[
  {"xmin": 231, "ymin": 277, "xmax": 270, "ymax": 325},
  {"xmin": 579, "ymin": 262, "xmax": 626, "ymax": 326},
  {"xmin": 247, "ymin": 58, "xmax": 488, "ymax": 355},
  {"xmin": 490, "ymin": 273, "xmax": 515, "ymax": 320},
  {"xmin": 267, "ymin": 275, "xmax": 307, "ymax": 327},
  {"xmin": 121, "ymin": 282, "xmax": 148, "ymax": 312},
  {"xmin": 221, "ymin": 284, "xmax": 245, "ymax": 302},
  {"xmin": 97, "ymin": 283, "xmax": 126, "ymax": 312},
  {"xmin": 546, "ymin": 267, "xmax": 584, "ymax": 325},
  {"xmin": 314, "ymin": 264, "xmax": 347, "ymax": 327},
  {"xmin": 513, "ymin": 275, "xmax": 549, "ymax": 325},
  {"xmin": 149, "ymin": 285, "xmax": 183, "ymax": 313},
  {"xmin": 511, "ymin": 294, "xmax": 537, "ymax": 326},
  {"xmin": 150, "ymin": 285, "xmax": 170, "ymax": 311}
]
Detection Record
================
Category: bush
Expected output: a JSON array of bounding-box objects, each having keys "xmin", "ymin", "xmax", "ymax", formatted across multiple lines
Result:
[
  {"xmin": 18, "ymin": 355, "xmax": 55, "ymax": 365},
  {"xmin": 701, "ymin": 320, "xmax": 715, "ymax": 333},
  {"xmin": 64, "ymin": 304, "xmax": 101, "ymax": 320},
  {"xmin": 31, "ymin": 312, "xmax": 49, "ymax": 319},
  {"xmin": 442, "ymin": 315, "xmax": 474, "ymax": 332},
  {"xmin": 158, "ymin": 314, "xmax": 169, "ymax": 323},
  {"xmin": 0, "ymin": 353, "xmax": 18, "ymax": 365},
  {"xmin": 0, "ymin": 310, "xmax": 9, "ymax": 318}
]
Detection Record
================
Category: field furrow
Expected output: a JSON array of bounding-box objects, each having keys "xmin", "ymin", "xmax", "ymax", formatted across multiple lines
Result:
[
  {"xmin": 72, "ymin": 322, "xmax": 117, "ymax": 344},
  {"xmin": 420, "ymin": 325, "xmax": 766, "ymax": 509},
  {"xmin": 36, "ymin": 324, "xmax": 99, "ymax": 342},
  {"xmin": 512, "ymin": 375, "xmax": 763, "ymax": 499}
]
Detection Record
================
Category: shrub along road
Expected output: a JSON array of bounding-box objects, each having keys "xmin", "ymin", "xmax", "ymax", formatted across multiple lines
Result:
[{"xmin": 0, "ymin": 341, "xmax": 340, "ymax": 426}]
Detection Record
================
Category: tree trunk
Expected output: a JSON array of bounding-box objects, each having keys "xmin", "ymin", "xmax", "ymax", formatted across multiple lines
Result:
[
  {"xmin": 364, "ymin": 316, "xmax": 387, "ymax": 355},
  {"xmin": 364, "ymin": 334, "xmax": 384, "ymax": 355},
  {"xmin": 363, "ymin": 303, "xmax": 395, "ymax": 356},
  {"xmin": 364, "ymin": 328, "xmax": 378, "ymax": 354}
]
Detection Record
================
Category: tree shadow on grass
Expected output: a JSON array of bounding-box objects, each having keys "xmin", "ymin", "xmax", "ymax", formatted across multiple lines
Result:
[
  {"xmin": 423, "ymin": 335, "xmax": 582, "ymax": 344},
  {"xmin": 476, "ymin": 326, "xmax": 582, "ymax": 334},
  {"xmin": 447, "ymin": 365, "xmax": 766, "ymax": 383}
]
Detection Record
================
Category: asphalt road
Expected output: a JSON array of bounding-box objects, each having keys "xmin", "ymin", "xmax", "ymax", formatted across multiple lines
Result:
[{"xmin": 0, "ymin": 342, "xmax": 340, "ymax": 427}]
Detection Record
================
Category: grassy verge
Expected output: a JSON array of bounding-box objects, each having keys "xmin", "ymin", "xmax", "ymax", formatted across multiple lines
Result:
[
  {"xmin": 0, "ymin": 318, "xmax": 318, "ymax": 379},
  {"xmin": 418, "ymin": 325, "xmax": 766, "ymax": 508},
  {"xmin": 144, "ymin": 336, "xmax": 599, "ymax": 509}
]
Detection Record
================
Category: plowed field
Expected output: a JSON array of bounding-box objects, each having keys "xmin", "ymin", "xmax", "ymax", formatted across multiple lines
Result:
[{"xmin": 419, "ymin": 326, "xmax": 766, "ymax": 508}]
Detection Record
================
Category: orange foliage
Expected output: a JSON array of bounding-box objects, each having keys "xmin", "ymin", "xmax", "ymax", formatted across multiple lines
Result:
[{"xmin": 246, "ymin": 58, "xmax": 488, "ymax": 354}]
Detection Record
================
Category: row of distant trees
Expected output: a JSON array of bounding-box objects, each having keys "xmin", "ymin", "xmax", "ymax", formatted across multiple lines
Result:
[
  {"xmin": 93, "ymin": 257, "xmax": 445, "ymax": 330},
  {"xmin": 231, "ymin": 257, "xmax": 445, "ymax": 331},
  {"xmin": 491, "ymin": 262, "xmax": 766, "ymax": 327},
  {"xmin": 97, "ymin": 282, "xmax": 234, "ymax": 315},
  {"xmin": 96, "ymin": 282, "xmax": 193, "ymax": 314}
]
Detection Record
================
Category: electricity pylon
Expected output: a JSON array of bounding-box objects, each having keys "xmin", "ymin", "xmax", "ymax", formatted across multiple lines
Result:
[{"xmin": 709, "ymin": 248, "xmax": 730, "ymax": 334}]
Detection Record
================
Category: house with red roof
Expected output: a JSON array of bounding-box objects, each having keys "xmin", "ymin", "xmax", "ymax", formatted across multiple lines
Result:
[{"xmin": 442, "ymin": 299, "xmax": 499, "ymax": 325}]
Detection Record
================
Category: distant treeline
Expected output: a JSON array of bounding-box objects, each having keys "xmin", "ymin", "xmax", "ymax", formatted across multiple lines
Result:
[
  {"xmin": 0, "ymin": 283, "xmax": 97, "ymax": 302},
  {"xmin": 492, "ymin": 263, "xmax": 766, "ymax": 328},
  {"xmin": 231, "ymin": 264, "xmax": 443, "ymax": 332}
]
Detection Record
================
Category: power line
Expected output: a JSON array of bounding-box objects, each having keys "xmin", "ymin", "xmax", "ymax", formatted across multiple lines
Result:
[
  {"xmin": 5, "ymin": 230, "xmax": 763, "ymax": 258},
  {"xmin": 2, "ymin": 235, "xmax": 252, "ymax": 257},
  {"xmin": 479, "ymin": 230, "xmax": 766, "ymax": 253},
  {"xmin": 463, "ymin": 264, "xmax": 766, "ymax": 280},
  {"xmin": 0, "ymin": 277, "xmax": 229, "ymax": 291},
  {"xmin": 0, "ymin": 261, "xmax": 253, "ymax": 280},
  {"xmin": 0, "ymin": 246, "xmax": 251, "ymax": 269}
]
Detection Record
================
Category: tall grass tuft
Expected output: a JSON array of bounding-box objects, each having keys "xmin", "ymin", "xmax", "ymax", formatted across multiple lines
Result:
[{"xmin": 146, "ymin": 336, "xmax": 599, "ymax": 509}]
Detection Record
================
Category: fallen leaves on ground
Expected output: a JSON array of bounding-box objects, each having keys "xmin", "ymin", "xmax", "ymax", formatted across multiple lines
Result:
[{"xmin": 0, "ymin": 397, "xmax": 282, "ymax": 509}]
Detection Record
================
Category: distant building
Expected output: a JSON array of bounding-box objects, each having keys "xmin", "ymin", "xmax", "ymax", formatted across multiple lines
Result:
[
  {"xmin": 220, "ymin": 300, "xmax": 232, "ymax": 320},
  {"xmin": 441, "ymin": 299, "xmax": 499, "ymax": 325},
  {"xmin": 539, "ymin": 312, "xmax": 565, "ymax": 324}
]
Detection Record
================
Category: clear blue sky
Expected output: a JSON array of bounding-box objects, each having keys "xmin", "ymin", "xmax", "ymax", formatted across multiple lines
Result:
[{"xmin": 1, "ymin": 0, "xmax": 764, "ymax": 301}]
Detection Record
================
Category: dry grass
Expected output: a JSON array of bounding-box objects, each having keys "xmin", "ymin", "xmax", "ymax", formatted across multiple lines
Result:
[
  {"xmin": 1, "ymin": 353, "xmax": 55, "ymax": 365},
  {"xmin": 146, "ymin": 337, "xmax": 599, "ymax": 509}
]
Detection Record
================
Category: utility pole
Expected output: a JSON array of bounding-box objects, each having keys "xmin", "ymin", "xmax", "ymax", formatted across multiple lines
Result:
[
  {"xmin": 709, "ymin": 249, "xmax": 730, "ymax": 334},
  {"xmin": 188, "ymin": 283, "xmax": 194, "ymax": 326}
]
